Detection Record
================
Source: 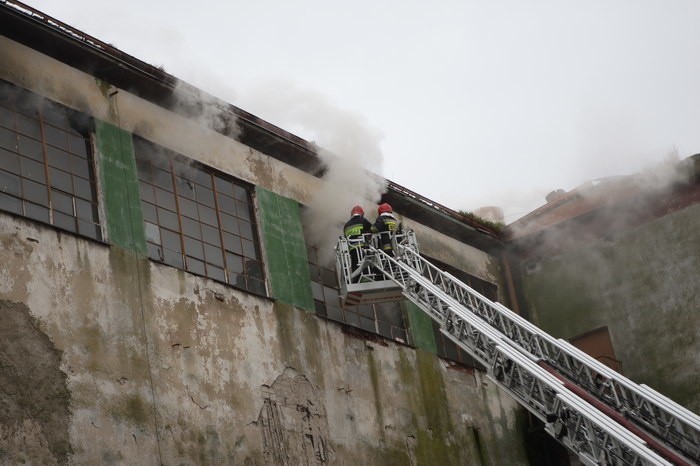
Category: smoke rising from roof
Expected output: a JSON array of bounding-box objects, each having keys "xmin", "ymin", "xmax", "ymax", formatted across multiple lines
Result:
[
  {"xmin": 171, "ymin": 81, "xmax": 242, "ymax": 140},
  {"xmin": 237, "ymin": 78, "xmax": 386, "ymax": 264}
]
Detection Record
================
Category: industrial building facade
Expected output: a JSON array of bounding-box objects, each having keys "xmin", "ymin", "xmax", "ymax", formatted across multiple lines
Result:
[
  {"xmin": 2, "ymin": 2, "xmax": 698, "ymax": 465},
  {"xmin": 0, "ymin": 2, "xmax": 535, "ymax": 464}
]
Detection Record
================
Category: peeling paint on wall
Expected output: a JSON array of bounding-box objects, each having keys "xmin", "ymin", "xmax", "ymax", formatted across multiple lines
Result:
[
  {"xmin": 258, "ymin": 367, "xmax": 334, "ymax": 465},
  {"xmin": 0, "ymin": 300, "xmax": 72, "ymax": 464}
]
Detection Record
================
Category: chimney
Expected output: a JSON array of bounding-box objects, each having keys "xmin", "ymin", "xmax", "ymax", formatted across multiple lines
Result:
[{"xmin": 545, "ymin": 189, "xmax": 566, "ymax": 203}]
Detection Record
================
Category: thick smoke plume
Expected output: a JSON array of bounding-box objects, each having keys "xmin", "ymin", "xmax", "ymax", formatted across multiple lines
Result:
[
  {"xmin": 171, "ymin": 80, "xmax": 242, "ymax": 140},
  {"xmin": 238, "ymin": 79, "xmax": 386, "ymax": 265},
  {"xmin": 509, "ymin": 148, "xmax": 695, "ymax": 253}
]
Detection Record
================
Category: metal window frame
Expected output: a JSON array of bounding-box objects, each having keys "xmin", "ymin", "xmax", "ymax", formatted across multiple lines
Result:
[
  {"xmin": 0, "ymin": 82, "xmax": 102, "ymax": 241},
  {"xmin": 133, "ymin": 138, "xmax": 266, "ymax": 296}
]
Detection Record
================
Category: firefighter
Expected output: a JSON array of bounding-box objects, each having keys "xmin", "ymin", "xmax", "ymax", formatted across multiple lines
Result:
[
  {"xmin": 343, "ymin": 205, "xmax": 372, "ymax": 277},
  {"xmin": 372, "ymin": 202, "xmax": 399, "ymax": 256}
]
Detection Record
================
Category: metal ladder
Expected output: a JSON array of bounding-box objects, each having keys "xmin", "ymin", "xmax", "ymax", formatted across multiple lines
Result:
[{"xmin": 336, "ymin": 231, "xmax": 700, "ymax": 465}]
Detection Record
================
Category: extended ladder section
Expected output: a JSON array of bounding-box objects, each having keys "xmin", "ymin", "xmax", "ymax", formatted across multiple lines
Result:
[{"xmin": 335, "ymin": 231, "xmax": 700, "ymax": 466}]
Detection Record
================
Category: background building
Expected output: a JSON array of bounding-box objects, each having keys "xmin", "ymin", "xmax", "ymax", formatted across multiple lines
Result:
[{"xmin": 506, "ymin": 155, "xmax": 700, "ymax": 416}]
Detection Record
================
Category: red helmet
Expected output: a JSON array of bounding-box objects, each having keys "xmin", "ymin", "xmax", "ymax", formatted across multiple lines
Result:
[
  {"xmin": 351, "ymin": 205, "xmax": 364, "ymax": 216},
  {"xmin": 377, "ymin": 203, "xmax": 392, "ymax": 214}
]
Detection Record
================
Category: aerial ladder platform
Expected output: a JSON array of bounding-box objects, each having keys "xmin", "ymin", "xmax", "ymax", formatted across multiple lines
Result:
[{"xmin": 336, "ymin": 231, "xmax": 700, "ymax": 466}]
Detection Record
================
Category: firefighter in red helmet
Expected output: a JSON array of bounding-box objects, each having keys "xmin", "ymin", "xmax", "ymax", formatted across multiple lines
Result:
[
  {"xmin": 343, "ymin": 205, "xmax": 372, "ymax": 277},
  {"xmin": 372, "ymin": 203, "xmax": 398, "ymax": 256}
]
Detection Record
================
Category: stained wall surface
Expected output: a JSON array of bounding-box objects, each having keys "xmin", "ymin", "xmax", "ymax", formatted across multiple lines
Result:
[{"xmin": 0, "ymin": 216, "xmax": 529, "ymax": 465}]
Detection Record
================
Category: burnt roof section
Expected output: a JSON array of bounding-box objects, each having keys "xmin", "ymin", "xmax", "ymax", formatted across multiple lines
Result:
[{"xmin": 1, "ymin": 0, "xmax": 503, "ymax": 253}]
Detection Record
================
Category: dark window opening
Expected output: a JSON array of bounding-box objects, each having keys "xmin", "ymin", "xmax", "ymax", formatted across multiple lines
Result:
[
  {"xmin": 305, "ymin": 242, "xmax": 410, "ymax": 344},
  {"xmin": 133, "ymin": 137, "xmax": 266, "ymax": 296},
  {"xmin": 0, "ymin": 81, "xmax": 101, "ymax": 240},
  {"xmin": 423, "ymin": 255, "xmax": 498, "ymax": 367}
]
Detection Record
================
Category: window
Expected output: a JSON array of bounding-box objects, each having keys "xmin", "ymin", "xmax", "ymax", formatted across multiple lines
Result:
[
  {"xmin": 134, "ymin": 138, "xmax": 265, "ymax": 296},
  {"xmin": 306, "ymin": 244, "xmax": 410, "ymax": 344},
  {"xmin": 425, "ymin": 255, "xmax": 498, "ymax": 367},
  {"xmin": 0, "ymin": 81, "xmax": 101, "ymax": 240}
]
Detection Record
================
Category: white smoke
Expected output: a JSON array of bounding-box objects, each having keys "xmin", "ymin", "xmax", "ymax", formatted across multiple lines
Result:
[{"xmin": 237, "ymin": 78, "xmax": 386, "ymax": 264}]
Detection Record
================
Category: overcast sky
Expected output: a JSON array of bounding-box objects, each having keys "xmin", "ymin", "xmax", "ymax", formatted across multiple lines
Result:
[{"xmin": 27, "ymin": 0, "xmax": 700, "ymax": 223}]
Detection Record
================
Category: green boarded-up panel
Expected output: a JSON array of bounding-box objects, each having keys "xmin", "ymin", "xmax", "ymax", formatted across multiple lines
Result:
[
  {"xmin": 405, "ymin": 301, "xmax": 438, "ymax": 353},
  {"xmin": 94, "ymin": 120, "xmax": 147, "ymax": 254},
  {"xmin": 257, "ymin": 188, "xmax": 314, "ymax": 312}
]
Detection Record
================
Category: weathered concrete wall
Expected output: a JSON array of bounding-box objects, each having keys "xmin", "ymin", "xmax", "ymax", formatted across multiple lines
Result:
[
  {"xmin": 0, "ymin": 215, "xmax": 530, "ymax": 464},
  {"xmin": 519, "ymin": 203, "xmax": 700, "ymax": 413}
]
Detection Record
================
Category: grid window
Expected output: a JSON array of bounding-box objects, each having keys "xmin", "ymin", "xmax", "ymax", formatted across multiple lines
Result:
[
  {"xmin": 306, "ymin": 243, "xmax": 410, "ymax": 344},
  {"xmin": 134, "ymin": 138, "xmax": 266, "ymax": 296},
  {"xmin": 0, "ymin": 81, "xmax": 101, "ymax": 240}
]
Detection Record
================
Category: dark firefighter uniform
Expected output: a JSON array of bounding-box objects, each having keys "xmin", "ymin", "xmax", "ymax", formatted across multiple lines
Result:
[
  {"xmin": 372, "ymin": 212, "xmax": 399, "ymax": 256},
  {"xmin": 344, "ymin": 214, "xmax": 372, "ymax": 273}
]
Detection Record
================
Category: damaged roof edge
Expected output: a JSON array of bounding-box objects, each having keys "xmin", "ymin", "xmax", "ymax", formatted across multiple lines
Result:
[{"xmin": 0, "ymin": 0, "xmax": 504, "ymax": 251}]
